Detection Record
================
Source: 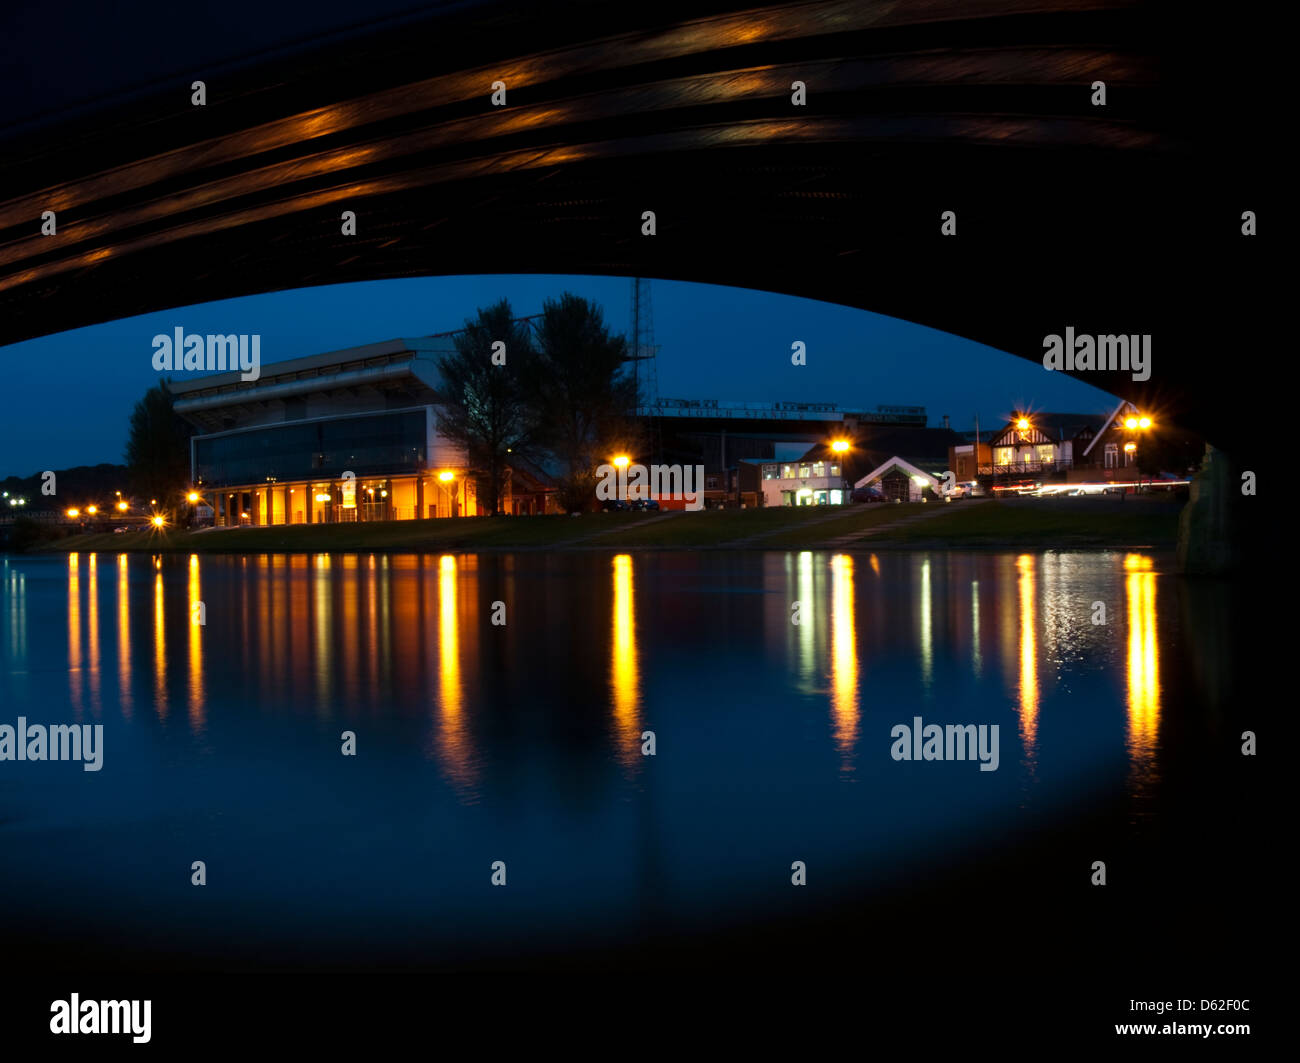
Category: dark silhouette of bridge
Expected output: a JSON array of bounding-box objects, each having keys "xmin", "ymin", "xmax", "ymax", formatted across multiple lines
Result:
[{"xmin": 0, "ymin": 0, "xmax": 1271, "ymax": 455}]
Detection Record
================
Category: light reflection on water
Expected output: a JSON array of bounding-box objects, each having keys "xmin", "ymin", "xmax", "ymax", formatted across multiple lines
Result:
[
  {"xmin": 0, "ymin": 548, "xmax": 1182, "ymax": 956},
  {"xmin": 10, "ymin": 549, "xmax": 1171, "ymax": 795}
]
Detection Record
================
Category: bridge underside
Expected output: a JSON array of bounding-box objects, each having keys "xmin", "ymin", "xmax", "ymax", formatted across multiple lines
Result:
[{"xmin": 0, "ymin": 0, "xmax": 1272, "ymax": 446}]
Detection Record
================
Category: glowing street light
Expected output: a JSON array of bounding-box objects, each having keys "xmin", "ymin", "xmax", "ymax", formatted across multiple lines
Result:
[
  {"xmin": 151, "ymin": 515, "xmax": 166, "ymax": 528},
  {"xmin": 1138, "ymin": 416, "xmax": 1152, "ymax": 429},
  {"xmin": 86, "ymin": 505, "xmax": 98, "ymax": 515},
  {"xmin": 1016, "ymin": 417, "xmax": 1030, "ymax": 431},
  {"xmin": 66, "ymin": 507, "xmax": 80, "ymax": 518},
  {"xmin": 437, "ymin": 470, "xmax": 461, "ymax": 517},
  {"xmin": 187, "ymin": 491, "xmax": 200, "ymax": 503},
  {"xmin": 117, "ymin": 501, "xmax": 129, "ymax": 512},
  {"xmin": 612, "ymin": 455, "xmax": 630, "ymax": 469},
  {"xmin": 831, "ymin": 439, "xmax": 850, "ymax": 453}
]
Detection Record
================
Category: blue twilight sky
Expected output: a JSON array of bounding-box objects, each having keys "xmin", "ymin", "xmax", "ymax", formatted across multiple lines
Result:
[{"xmin": 0, "ymin": 275, "xmax": 1119, "ymax": 476}]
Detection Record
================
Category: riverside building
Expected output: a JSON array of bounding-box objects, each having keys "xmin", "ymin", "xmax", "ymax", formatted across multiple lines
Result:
[{"xmin": 172, "ymin": 338, "xmax": 483, "ymax": 526}]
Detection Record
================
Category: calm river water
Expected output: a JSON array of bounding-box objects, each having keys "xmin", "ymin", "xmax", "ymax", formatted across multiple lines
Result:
[{"xmin": 0, "ymin": 549, "xmax": 1236, "ymax": 968}]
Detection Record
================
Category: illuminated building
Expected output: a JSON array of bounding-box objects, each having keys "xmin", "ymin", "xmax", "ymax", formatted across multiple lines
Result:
[{"xmin": 171, "ymin": 338, "xmax": 482, "ymax": 526}]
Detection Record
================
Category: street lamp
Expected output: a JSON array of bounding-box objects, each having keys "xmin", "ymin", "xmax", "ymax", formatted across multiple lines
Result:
[
  {"xmin": 1119, "ymin": 412, "xmax": 1154, "ymax": 489},
  {"xmin": 831, "ymin": 439, "xmax": 849, "ymax": 453},
  {"xmin": 612, "ymin": 454, "xmax": 630, "ymax": 469},
  {"xmin": 438, "ymin": 471, "xmax": 460, "ymax": 517}
]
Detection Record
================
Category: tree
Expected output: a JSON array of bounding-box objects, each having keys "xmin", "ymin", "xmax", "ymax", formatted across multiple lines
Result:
[
  {"xmin": 523, "ymin": 293, "xmax": 641, "ymax": 512},
  {"xmin": 435, "ymin": 300, "xmax": 538, "ymax": 516},
  {"xmin": 124, "ymin": 382, "xmax": 192, "ymax": 516}
]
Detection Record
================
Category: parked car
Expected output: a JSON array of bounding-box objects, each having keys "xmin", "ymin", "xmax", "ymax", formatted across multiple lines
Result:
[
  {"xmin": 601, "ymin": 499, "xmax": 630, "ymax": 511},
  {"xmin": 630, "ymin": 498, "xmax": 660, "ymax": 511},
  {"xmin": 850, "ymin": 486, "xmax": 886, "ymax": 503}
]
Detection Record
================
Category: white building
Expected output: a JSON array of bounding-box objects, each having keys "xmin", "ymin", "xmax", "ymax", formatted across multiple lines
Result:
[{"xmin": 759, "ymin": 453, "xmax": 847, "ymax": 507}]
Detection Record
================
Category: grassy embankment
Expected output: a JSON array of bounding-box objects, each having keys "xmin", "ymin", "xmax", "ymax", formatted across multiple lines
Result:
[
  {"xmin": 869, "ymin": 496, "xmax": 1181, "ymax": 548},
  {"xmin": 37, "ymin": 496, "xmax": 1181, "ymax": 553}
]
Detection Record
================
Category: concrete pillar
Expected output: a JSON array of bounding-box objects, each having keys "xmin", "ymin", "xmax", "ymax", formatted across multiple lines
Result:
[{"xmin": 1177, "ymin": 444, "xmax": 1236, "ymax": 575}]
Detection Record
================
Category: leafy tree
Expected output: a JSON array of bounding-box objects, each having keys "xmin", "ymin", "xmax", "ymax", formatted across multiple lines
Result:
[
  {"xmin": 124, "ymin": 382, "xmax": 192, "ymax": 515},
  {"xmin": 523, "ymin": 293, "xmax": 641, "ymax": 512},
  {"xmin": 435, "ymin": 300, "xmax": 538, "ymax": 516}
]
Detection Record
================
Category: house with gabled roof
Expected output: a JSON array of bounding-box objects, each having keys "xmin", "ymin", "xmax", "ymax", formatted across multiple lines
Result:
[
  {"xmin": 853, "ymin": 456, "xmax": 945, "ymax": 502},
  {"xmin": 985, "ymin": 411, "xmax": 1101, "ymax": 478}
]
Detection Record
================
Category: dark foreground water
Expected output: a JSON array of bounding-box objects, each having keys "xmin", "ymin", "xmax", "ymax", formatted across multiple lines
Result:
[{"xmin": 0, "ymin": 549, "xmax": 1251, "ymax": 969}]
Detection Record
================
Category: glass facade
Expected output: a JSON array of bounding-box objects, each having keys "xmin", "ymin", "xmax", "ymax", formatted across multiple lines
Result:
[
  {"xmin": 194, "ymin": 410, "xmax": 427, "ymax": 486},
  {"xmin": 208, "ymin": 472, "xmax": 477, "ymax": 527}
]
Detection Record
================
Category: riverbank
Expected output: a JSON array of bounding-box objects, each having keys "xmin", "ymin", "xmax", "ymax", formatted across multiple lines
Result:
[{"xmin": 26, "ymin": 496, "xmax": 1182, "ymax": 554}]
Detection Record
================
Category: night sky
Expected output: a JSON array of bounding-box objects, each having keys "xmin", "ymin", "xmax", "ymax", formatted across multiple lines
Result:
[{"xmin": 0, "ymin": 274, "xmax": 1118, "ymax": 475}]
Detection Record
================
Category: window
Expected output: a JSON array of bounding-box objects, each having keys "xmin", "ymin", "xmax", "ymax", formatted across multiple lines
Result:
[
  {"xmin": 762, "ymin": 465, "xmax": 778, "ymax": 480},
  {"xmin": 782, "ymin": 464, "xmax": 796, "ymax": 479},
  {"xmin": 996, "ymin": 448, "xmax": 1012, "ymax": 466},
  {"xmin": 812, "ymin": 462, "xmax": 825, "ymax": 477},
  {"xmin": 829, "ymin": 464, "xmax": 840, "ymax": 478},
  {"xmin": 1104, "ymin": 443, "xmax": 1118, "ymax": 469},
  {"xmin": 195, "ymin": 410, "xmax": 427, "ymax": 486},
  {"xmin": 1037, "ymin": 444, "xmax": 1055, "ymax": 465},
  {"xmin": 798, "ymin": 465, "xmax": 811, "ymax": 478}
]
